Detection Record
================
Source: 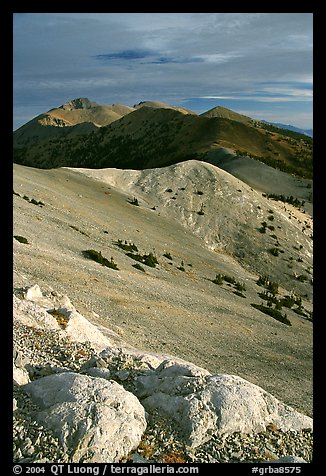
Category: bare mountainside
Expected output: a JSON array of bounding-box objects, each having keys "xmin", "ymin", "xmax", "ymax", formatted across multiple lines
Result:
[
  {"xmin": 13, "ymin": 98, "xmax": 135, "ymax": 146},
  {"xmin": 13, "ymin": 98, "xmax": 312, "ymax": 179},
  {"xmin": 13, "ymin": 160, "xmax": 313, "ymax": 416}
]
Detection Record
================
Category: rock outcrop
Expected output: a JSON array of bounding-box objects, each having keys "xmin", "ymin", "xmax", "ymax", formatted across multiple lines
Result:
[
  {"xmin": 133, "ymin": 360, "xmax": 312, "ymax": 448},
  {"xmin": 24, "ymin": 372, "xmax": 147, "ymax": 463}
]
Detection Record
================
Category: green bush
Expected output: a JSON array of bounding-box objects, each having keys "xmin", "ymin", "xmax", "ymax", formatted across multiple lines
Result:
[
  {"xmin": 177, "ymin": 261, "xmax": 185, "ymax": 271},
  {"xmin": 235, "ymin": 281, "xmax": 246, "ymax": 292},
  {"xmin": 281, "ymin": 295, "xmax": 296, "ymax": 308},
  {"xmin": 83, "ymin": 250, "xmax": 119, "ymax": 270},
  {"xmin": 257, "ymin": 274, "xmax": 269, "ymax": 286},
  {"xmin": 163, "ymin": 252, "xmax": 173, "ymax": 260},
  {"xmin": 115, "ymin": 240, "xmax": 138, "ymax": 252},
  {"xmin": 126, "ymin": 251, "xmax": 159, "ymax": 268},
  {"xmin": 251, "ymin": 303, "xmax": 291, "ymax": 326},
  {"xmin": 257, "ymin": 275, "xmax": 279, "ymax": 295},
  {"xmin": 132, "ymin": 263, "xmax": 145, "ymax": 272},
  {"xmin": 233, "ymin": 291, "xmax": 246, "ymax": 298},
  {"xmin": 14, "ymin": 235, "xmax": 29, "ymax": 244},
  {"xmin": 223, "ymin": 275, "xmax": 237, "ymax": 285},
  {"xmin": 212, "ymin": 274, "xmax": 224, "ymax": 285}
]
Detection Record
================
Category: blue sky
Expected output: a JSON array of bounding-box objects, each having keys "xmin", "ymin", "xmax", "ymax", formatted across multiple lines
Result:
[{"xmin": 13, "ymin": 13, "xmax": 313, "ymax": 131}]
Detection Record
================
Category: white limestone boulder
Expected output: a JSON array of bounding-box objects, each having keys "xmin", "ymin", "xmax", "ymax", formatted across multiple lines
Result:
[
  {"xmin": 135, "ymin": 360, "xmax": 313, "ymax": 448},
  {"xmin": 24, "ymin": 372, "xmax": 147, "ymax": 462}
]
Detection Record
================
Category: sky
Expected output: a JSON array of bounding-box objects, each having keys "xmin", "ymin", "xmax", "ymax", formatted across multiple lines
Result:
[{"xmin": 13, "ymin": 13, "xmax": 313, "ymax": 131}]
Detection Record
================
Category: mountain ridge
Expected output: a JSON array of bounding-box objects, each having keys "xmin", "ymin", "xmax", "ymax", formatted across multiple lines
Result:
[{"xmin": 13, "ymin": 98, "xmax": 313, "ymax": 180}]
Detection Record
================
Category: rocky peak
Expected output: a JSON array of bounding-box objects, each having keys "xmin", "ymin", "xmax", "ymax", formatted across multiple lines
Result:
[{"xmin": 61, "ymin": 98, "xmax": 98, "ymax": 110}]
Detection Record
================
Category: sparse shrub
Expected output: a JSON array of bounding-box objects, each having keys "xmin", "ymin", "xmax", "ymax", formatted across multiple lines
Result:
[
  {"xmin": 196, "ymin": 190, "xmax": 204, "ymax": 195},
  {"xmin": 212, "ymin": 273, "xmax": 224, "ymax": 285},
  {"xmin": 257, "ymin": 275, "xmax": 279, "ymax": 296},
  {"xmin": 14, "ymin": 235, "xmax": 29, "ymax": 244},
  {"xmin": 223, "ymin": 275, "xmax": 237, "ymax": 285},
  {"xmin": 163, "ymin": 252, "xmax": 173, "ymax": 260},
  {"xmin": 251, "ymin": 303, "xmax": 291, "ymax": 326},
  {"xmin": 126, "ymin": 251, "xmax": 159, "ymax": 268},
  {"xmin": 129, "ymin": 197, "xmax": 139, "ymax": 206},
  {"xmin": 295, "ymin": 274, "xmax": 308, "ymax": 282},
  {"xmin": 233, "ymin": 291, "xmax": 246, "ymax": 298},
  {"xmin": 197, "ymin": 204, "xmax": 205, "ymax": 215},
  {"xmin": 266, "ymin": 280, "xmax": 279, "ymax": 296},
  {"xmin": 257, "ymin": 275, "xmax": 269, "ymax": 286},
  {"xmin": 269, "ymin": 247, "xmax": 279, "ymax": 257},
  {"xmin": 165, "ymin": 188, "xmax": 173, "ymax": 193},
  {"xmin": 235, "ymin": 281, "xmax": 246, "ymax": 292},
  {"xmin": 83, "ymin": 249, "xmax": 119, "ymax": 270},
  {"xmin": 132, "ymin": 263, "xmax": 145, "ymax": 272},
  {"xmin": 70, "ymin": 225, "xmax": 89, "ymax": 237},
  {"xmin": 258, "ymin": 291, "xmax": 277, "ymax": 305},
  {"xmin": 177, "ymin": 260, "xmax": 185, "ymax": 272},
  {"xmin": 143, "ymin": 252, "xmax": 159, "ymax": 268},
  {"xmin": 280, "ymin": 295, "xmax": 294, "ymax": 308},
  {"xmin": 267, "ymin": 215, "xmax": 274, "ymax": 221},
  {"xmin": 30, "ymin": 198, "xmax": 45, "ymax": 207},
  {"xmin": 115, "ymin": 240, "xmax": 138, "ymax": 252}
]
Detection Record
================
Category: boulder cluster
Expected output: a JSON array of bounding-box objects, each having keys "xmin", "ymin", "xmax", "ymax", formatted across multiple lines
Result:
[{"xmin": 13, "ymin": 285, "xmax": 312, "ymax": 464}]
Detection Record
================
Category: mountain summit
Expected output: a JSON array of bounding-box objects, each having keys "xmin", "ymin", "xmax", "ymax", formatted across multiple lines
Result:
[
  {"xmin": 58, "ymin": 97, "xmax": 100, "ymax": 110},
  {"xmin": 200, "ymin": 106, "xmax": 253, "ymax": 125}
]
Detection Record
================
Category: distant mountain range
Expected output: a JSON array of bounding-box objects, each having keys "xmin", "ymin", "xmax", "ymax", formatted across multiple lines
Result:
[
  {"xmin": 261, "ymin": 120, "xmax": 313, "ymax": 138},
  {"xmin": 13, "ymin": 98, "xmax": 313, "ymax": 179}
]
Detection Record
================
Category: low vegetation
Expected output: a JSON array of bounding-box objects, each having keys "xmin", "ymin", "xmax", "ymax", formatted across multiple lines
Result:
[
  {"xmin": 197, "ymin": 204, "xmax": 205, "ymax": 216},
  {"xmin": 69, "ymin": 225, "xmax": 89, "ymax": 237},
  {"xmin": 265, "ymin": 193, "xmax": 306, "ymax": 208},
  {"xmin": 132, "ymin": 263, "xmax": 146, "ymax": 272},
  {"xmin": 115, "ymin": 240, "xmax": 139, "ymax": 252},
  {"xmin": 212, "ymin": 273, "xmax": 246, "ymax": 297},
  {"xmin": 13, "ymin": 190, "xmax": 45, "ymax": 207},
  {"xmin": 251, "ymin": 303, "xmax": 291, "ymax": 326},
  {"xmin": 177, "ymin": 261, "xmax": 186, "ymax": 272},
  {"xmin": 128, "ymin": 197, "xmax": 139, "ymax": 206},
  {"xmin": 126, "ymin": 251, "xmax": 159, "ymax": 268},
  {"xmin": 82, "ymin": 249, "xmax": 119, "ymax": 270},
  {"xmin": 14, "ymin": 235, "xmax": 29, "ymax": 244},
  {"xmin": 256, "ymin": 275, "xmax": 279, "ymax": 295}
]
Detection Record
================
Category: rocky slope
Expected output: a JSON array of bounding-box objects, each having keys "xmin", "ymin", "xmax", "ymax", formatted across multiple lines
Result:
[
  {"xmin": 13, "ymin": 160, "xmax": 313, "ymax": 421},
  {"xmin": 13, "ymin": 284, "xmax": 312, "ymax": 464}
]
